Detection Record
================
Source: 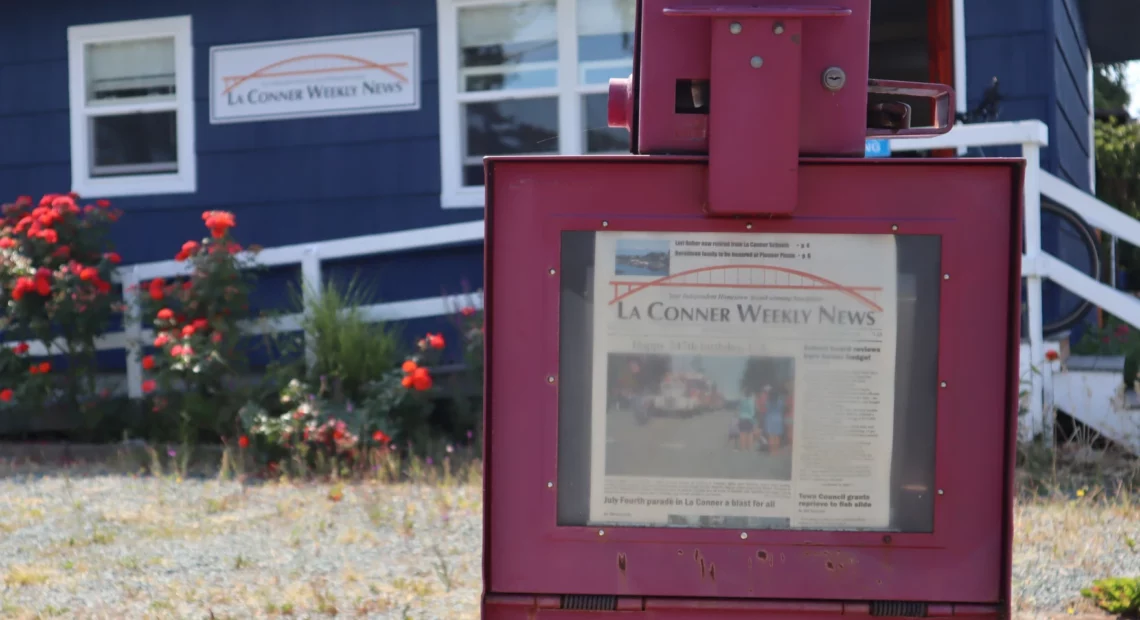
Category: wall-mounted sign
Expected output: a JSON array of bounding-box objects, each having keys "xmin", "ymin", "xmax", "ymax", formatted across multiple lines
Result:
[{"xmin": 209, "ymin": 29, "xmax": 420, "ymax": 124}]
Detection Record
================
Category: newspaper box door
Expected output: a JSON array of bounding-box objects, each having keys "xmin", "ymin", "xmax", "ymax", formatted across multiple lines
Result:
[{"xmin": 482, "ymin": 0, "xmax": 1023, "ymax": 618}]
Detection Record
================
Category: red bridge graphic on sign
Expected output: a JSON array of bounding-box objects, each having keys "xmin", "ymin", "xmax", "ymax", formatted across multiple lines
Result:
[
  {"xmin": 221, "ymin": 54, "xmax": 410, "ymax": 95},
  {"xmin": 608, "ymin": 265, "xmax": 884, "ymax": 312}
]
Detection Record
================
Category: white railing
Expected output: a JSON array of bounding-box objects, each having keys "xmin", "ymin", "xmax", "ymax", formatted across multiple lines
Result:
[
  {"xmin": 19, "ymin": 220, "xmax": 486, "ymax": 398},
  {"xmin": 21, "ymin": 119, "xmax": 1130, "ymax": 424},
  {"xmin": 890, "ymin": 119, "xmax": 1140, "ymax": 445}
]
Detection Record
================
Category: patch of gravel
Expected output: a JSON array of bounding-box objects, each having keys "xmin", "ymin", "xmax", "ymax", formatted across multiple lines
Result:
[
  {"xmin": 0, "ymin": 472, "xmax": 483, "ymax": 619},
  {"xmin": 1, "ymin": 466, "xmax": 1135, "ymax": 619},
  {"xmin": 1013, "ymin": 499, "xmax": 1140, "ymax": 616}
]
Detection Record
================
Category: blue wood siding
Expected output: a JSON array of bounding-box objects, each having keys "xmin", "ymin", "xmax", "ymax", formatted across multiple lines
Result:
[
  {"xmin": 965, "ymin": 0, "xmax": 1095, "ymax": 333},
  {"xmin": 1050, "ymin": 0, "xmax": 1091, "ymax": 189},
  {"xmin": 0, "ymin": 1, "xmax": 486, "ymax": 367}
]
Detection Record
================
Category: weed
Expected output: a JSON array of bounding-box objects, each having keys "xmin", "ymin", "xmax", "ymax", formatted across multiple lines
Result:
[
  {"xmin": 431, "ymin": 543, "xmax": 454, "ymax": 592},
  {"xmin": 119, "ymin": 556, "xmax": 141, "ymax": 571},
  {"xmin": 1082, "ymin": 576, "xmax": 1140, "ymax": 615},
  {"xmin": 4, "ymin": 566, "xmax": 51, "ymax": 588}
]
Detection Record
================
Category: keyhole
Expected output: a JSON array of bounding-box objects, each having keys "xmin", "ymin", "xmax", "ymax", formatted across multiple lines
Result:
[{"xmin": 822, "ymin": 67, "xmax": 846, "ymax": 91}]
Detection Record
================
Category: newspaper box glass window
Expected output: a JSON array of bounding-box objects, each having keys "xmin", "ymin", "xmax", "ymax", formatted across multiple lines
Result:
[{"xmin": 557, "ymin": 232, "xmax": 940, "ymax": 533}]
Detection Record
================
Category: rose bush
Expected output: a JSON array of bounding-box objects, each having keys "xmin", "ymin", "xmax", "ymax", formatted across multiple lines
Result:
[
  {"xmin": 0, "ymin": 193, "xmax": 122, "ymax": 412},
  {"xmin": 138, "ymin": 210, "xmax": 259, "ymax": 444}
]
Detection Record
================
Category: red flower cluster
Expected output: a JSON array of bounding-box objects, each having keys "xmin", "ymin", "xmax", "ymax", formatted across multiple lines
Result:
[
  {"xmin": 175, "ymin": 240, "xmax": 199, "ymax": 262},
  {"xmin": 203, "ymin": 211, "xmax": 236, "ymax": 239},
  {"xmin": 417, "ymin": 332, "xmax": 445, "ymax": 350},
  {"xmin": 28, "ymin": 361, "xmax": 50, "ymax": 374},
  {"xmin": 401, "ymin": 359, "xmax": 432, "ymax": 391},
  {"xmin": 12, "ymin": 268, "xmax": 52, "ymax": 300}
]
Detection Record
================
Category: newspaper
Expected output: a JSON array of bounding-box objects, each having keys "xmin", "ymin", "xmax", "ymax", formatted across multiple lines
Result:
[{"xmin": 588, "ymin": 231, "xmax": 899, "ymax": 530}]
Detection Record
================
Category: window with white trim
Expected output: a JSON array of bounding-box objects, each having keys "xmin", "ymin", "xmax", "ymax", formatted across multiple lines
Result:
[
  {"xmin": 67, "ymin": 16, "xmax": 196, "ymax": 197},
  {"xmin": 438, "ymin": 0, "xmax": 636, "ymax": 208}
]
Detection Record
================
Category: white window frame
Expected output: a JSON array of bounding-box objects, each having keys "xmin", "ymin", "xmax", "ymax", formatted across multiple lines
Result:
[
  {"xmin": 437, "ymin": 0, "xmax": 628, "ymax": 209},
  {"xmin": 67, "ymin": 16, "xmax": 196, "ymax": 198}
]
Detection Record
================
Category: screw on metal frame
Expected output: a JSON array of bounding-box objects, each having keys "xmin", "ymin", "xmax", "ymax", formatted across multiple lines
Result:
[
  {"xmin": 773, "ymin": 22, "xmax": 784, "ymax": 34},
  {"xmin": 740, "ymin": 532, "xmax": 748, "ymax": 540},
  {"xmin": 940, "ymin": 381, "xmax": 947, "ymax": 388},
  {"xmin": 729, "ymin": 22, "xmax": 742, "ymax": 34},
  {"xmin": 547, "ymin": 375, "xmax": 556, "ymax": 384},
  {"xmin": 750, "ymin": 56, "xmax": 764, "ymax": 69},
  {"xmin": 891, "ymin": 225, "xmax": 899, "ymax": 231},
  {"xmin": 549, "ymin": 268, "xmax": 556, "ymax": 275}
]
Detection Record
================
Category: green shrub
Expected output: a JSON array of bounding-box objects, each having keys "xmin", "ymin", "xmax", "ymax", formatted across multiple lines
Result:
[
  {"xmin": 296, "ymin": 276, "xmax": 403, "ymax": 403},
  {"xmin": 1082, "ymin": 576, "xmax": 1140, "ymax": 615}
]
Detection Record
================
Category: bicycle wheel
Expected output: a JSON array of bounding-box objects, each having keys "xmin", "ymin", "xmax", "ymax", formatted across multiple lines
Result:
[{"xmin": 1021, "ymin": 201, "xmax": 1104, "ymax": 339}]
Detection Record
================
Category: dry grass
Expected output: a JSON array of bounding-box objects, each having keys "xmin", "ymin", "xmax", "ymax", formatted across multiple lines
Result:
[
  {"xmin": 0, "ymin": 434, "xmax": 1138, "ymax": 619},
  {"xmin": 0, "ymin": 450, "xmax": 483, "ymax": 619}
]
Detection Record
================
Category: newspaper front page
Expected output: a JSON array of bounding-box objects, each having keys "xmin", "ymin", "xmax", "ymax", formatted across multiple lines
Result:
[{"xmin": 588, "ymin": 231, "xmax": 899, "ymax": 530}]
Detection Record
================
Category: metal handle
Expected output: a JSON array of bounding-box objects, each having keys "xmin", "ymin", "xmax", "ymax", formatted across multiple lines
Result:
[{"xmin": 866, "ymin": 79, "xmax": 955, "ymax": 138}]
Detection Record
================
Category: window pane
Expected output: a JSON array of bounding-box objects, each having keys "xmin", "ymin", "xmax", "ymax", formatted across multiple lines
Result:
[
  {"xmin": 85, "ymin": 37, "xmax": 176, "ymax": 103},
  {"xmin": 90, "ymin": 111, "xmax": 178, "ymax": 177},
  {"xmin": 459, "ymin": 0, "xmax": 558, "ymax": 93},
  {"xmin": 462, "ymin": 97, "xmax": 558, "ymax": 186},
  {"xmin": 583, "ymin": 93, "xmax": 628, "ymax": 153},
  {"xmin": 577, "ymin": 0, "xmax": 636, "ymax": 85},
  {"xmin": 557, "ymin": 232, "xmax": 939, "ymax": 533}
]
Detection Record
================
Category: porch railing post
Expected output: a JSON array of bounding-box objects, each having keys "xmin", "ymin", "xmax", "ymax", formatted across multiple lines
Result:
[
  {"xmin": 122, "ymin": 267, "xmax": 145, "ymax": 399},
  {"xmin": 301, "ymin": 246, "xmax": 322, "ymax": 370},
  {"xmin": 1021, "ymin": 142, "xmax": 1048, "ymax": 444}
]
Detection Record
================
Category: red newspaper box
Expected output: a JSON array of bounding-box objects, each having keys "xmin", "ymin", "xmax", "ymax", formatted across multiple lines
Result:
[{"xmin": 482, "ymin": 1, "xmax": 1024, "ymax": 618}]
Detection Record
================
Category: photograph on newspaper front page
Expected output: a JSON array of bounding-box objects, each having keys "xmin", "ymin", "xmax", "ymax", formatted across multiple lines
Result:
[{"xmin": 587, "ymin": 231, "xmax": 899, "ymax": 530}]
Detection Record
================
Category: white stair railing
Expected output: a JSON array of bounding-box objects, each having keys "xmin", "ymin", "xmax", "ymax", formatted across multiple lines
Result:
[{"xmin": 892, "ymin": 120, "xmax": 1140, "ymax": 443}]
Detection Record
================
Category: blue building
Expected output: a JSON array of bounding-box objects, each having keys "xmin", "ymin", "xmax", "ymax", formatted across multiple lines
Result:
[{"xmin": 0, "ymin": 0, "xmax": 1134, "ymax": 365}]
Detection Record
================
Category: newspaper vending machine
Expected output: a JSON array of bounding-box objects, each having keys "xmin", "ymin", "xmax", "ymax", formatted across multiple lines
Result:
[{"xmin": 481, "ymin": 0, "xmax": 1025, "ymax": 618}]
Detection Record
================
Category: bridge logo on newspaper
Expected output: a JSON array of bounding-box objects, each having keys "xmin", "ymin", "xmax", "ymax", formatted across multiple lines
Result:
[{"xmin": 590, "ymin": 231, "xmax": 898, "ymax": 531}]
